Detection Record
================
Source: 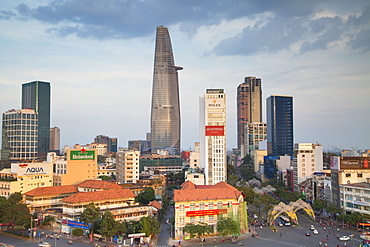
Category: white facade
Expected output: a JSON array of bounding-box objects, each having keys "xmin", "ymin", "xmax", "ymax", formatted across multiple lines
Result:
[
  {"xmin": 340, "ymin": 182, "xmax": 370, "ymax": 215},
  {"xmin": 189, "ymin": 150, "xmax": 200, "ymax": 169},
  {"xmin": 250, "ymin": 149, "xmax": 267, "ymax": 173},
  {"xmin": 116, "ymin": 150, "xmax": 140, "ymax": 183},
  {"xmin": 293, "ymin": 143, "xmax": 323, "ymax": 190},
  {"xmin": 199, "ymin": 89, "xmax": 227, "ymax": 185}
]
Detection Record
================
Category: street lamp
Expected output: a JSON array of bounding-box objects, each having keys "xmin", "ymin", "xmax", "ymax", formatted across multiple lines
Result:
[{"xmin": 54, "ymin": 232, "xmax": 57, "ymax": 247}]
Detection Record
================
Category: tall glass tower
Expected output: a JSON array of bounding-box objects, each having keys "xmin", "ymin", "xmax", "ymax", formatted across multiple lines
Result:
[
  {"xmin": 22, "ymin": 81, "xmax": 51, "ymax": 159},
  {"xmin": 266, "ymin": 95, "xmax": 294, "ymax": 156},
  {"xmin": 150, "ymin": 26, "xmax": 182, "ymax": 155}
]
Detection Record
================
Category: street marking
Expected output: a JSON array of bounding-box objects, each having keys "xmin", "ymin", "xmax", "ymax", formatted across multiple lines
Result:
[{"xmin": 258, "ymin": 237, "xmax": 306, "ymax": 247}]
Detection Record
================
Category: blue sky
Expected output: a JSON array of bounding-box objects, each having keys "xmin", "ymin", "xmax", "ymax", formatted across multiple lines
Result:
[{"xmin": 0, "ymin": 0, "xmax": 369, "ymax": 151}]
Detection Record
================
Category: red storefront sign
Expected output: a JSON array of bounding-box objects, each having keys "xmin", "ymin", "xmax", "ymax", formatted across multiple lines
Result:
[
  {"xmin": 205, "ymin": 126, "xmax": 224, "ymax": 136},
  {"xmin": 186, "ymin": 209, "xmax": 227, "ymax": 217},
  {"xmin": 365, "ymin": 160, "xmax": 369, "ymax": 168}
]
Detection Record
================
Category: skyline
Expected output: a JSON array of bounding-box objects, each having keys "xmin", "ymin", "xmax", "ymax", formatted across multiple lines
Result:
[{"xmin": 0, "ymin": 0, "xmax": 369, "ymax": 151}]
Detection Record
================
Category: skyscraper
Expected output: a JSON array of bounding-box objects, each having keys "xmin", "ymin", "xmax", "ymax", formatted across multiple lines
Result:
[
  {"xmin": 1, "ymin": 109, "xmax": 38, "ymax": 160},
  {"xmin": 237, "ymin": 77, "xmax": 262, "ymax": 155},
  {"xmin": 22, "ymin": 81, "xmax": 51, "ymax": 159},
  {"xmin": 200, "ymin": 89, "xmax": 227, "ymax": 185},
  {"xmin": 150, "ymin": 26, "xmax": 182, "ymax": 155},
  {"xmin": 50, "ymin": 126, "xmax": 60, "ymax": 153},
  {"xmin": 266, "ymin": 95, "xmax": 294, "ymax": 156}
]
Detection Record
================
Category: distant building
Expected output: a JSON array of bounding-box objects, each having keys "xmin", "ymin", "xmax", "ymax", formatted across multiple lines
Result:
[
  {"xmin": 237, "ymin": 77, "xmax": 262, "ymax": 155},
  {"xmin": 22, "ymin": 81, "xmax": 51, "ymax": 159},
  {"xmin": 150, "ymin": 26, "xmax": 182, "ymax": 155},
  {"xmin": 116, "ymin": 150, "xmax": 140, "ymax": 184},
  {"xmin": 128, "ymin": 140, "xmax": 151, "ymax": 152},
  {"xmin": 1, "ymin": 109, "xmax": 38, "ymax": 161},
  {"xmin": 266, "ymin": 95, "xmax": 294, "ymax": 156},
  {"xmin": 139, "ymin": 154, "xmax": 182, "ymax": 174},
  {"xmin": 94, "ymin": 135, "xmax": 117, "ymax": 153},
  {"xmin": 200, "ymin": 89, "xmax": 227, "ymax": 185},
  {"xmin": 50, "ymin": 126, "xmax": 60, "ymax": 153},
  {"xmin": 244, "ymin": 122, "xmax": 267, "ymax": 156}
]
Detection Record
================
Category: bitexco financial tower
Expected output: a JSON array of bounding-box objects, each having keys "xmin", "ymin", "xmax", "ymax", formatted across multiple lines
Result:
[{"xmin": 150, "ymin": 26, "xmax": 182, "ymax": 155}]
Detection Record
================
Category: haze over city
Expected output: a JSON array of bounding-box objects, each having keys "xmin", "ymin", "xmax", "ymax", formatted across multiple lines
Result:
[{"xmin": 0, "ymin": 0, "xmax": 369, "ymax": 151}]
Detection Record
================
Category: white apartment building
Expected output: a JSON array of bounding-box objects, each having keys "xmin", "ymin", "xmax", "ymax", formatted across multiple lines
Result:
[
  {"xmin": 116, "ymin": 150, "xmax": 140, "ymax": 184},
  {"xmin": 340, "ymin": 181, "xmax": 370, "ymax": 215},
  {"xmin": 199, "ymin": 89, "xmax": 227, "ymax": 185},
  {"xmin": 293, "ymin": 143, "xmax": 323, "ymax": 191}
]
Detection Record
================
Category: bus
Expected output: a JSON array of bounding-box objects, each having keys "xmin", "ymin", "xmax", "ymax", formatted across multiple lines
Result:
[{"xmin": 280, "ymin": 216, "xmax": 291, "ymax": 226}]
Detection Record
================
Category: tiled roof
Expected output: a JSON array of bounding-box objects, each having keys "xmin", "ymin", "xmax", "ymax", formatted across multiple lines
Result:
[
  {"xmin": 148, "ymin": 200, "xmax": 162, "ymax": 210},
  {"xmin": 174, "ymin": 181, "xmax": 243, "ymax": 202},
  {"xmin": 77, "ymin": 180, "xmax": 121, "ymax": 190},
  {"xmin": 61, "ymin": 189, "xmax": 136, "ymax": 203},
  {"xmin": 24, "ymin": 185, "xmax": 78, "ymax": 197},
  {"xmin": 181, "ymin": 180, "xmax": 196, "ymax": 189}
]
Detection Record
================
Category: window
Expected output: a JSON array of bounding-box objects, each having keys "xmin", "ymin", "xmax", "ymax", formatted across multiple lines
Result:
[
  {"xmin": 209, "ymin": 202, "xmax": 214, "ymax": 209},
  {"xmin": 200, "ymin": 203, "xmax": 205, "ymax": 210},
  {"xmin": 190, "ymin": 217, "xmax": 195, "ymax": 223},
  {"xmin": 190, "ymin": 203, "xmax": 196, "ymax": 211},
  {"xmin": 358, "ymin": 173, "xmax": 363, "ymax": 178},
  {"xmin": 346, "ymin": 174, "xmax": 351, "ymax": 177},
  {"xmin": 208, "ymin": 215, "xmax": 214, "ymax": 222},
  {"xmin": 217, "ymin": 201, "xmax": 223, "ymax": 209},
  {"xmin": 180, "ymin": 204, "xmax": 185, "ymax": 211},
  {"xmin": 199, "ymin": 216, "xmax": 205, "ymax": 223}
]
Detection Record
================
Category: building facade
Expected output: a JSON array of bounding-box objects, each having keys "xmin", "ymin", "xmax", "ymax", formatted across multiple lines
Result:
[
  {"xmin": 244, "ymin": 122, "xmax": 267, "ymax": 156},
  {"xmin": 50, "ymin": 126, "xmax": 60, "ymax": 153},
  {"xmin": 1, "ymin": 109, "xmax": 38, "ymax": 161},
  {"xmin": 22, "ymin": 81, "xmax": 51, "ymax": 159},
  {"xmin": 150, "ymin": 26, "xmax": 182, "ymax": 155},
  {"xmin": 266, "ymin": 95, "xmax": 294, "ymax": 156},
  {"xmin": 116, "ymin": 150, "xmax": 140, "ymax": 184},
  {"xmin": 200, "ymin": 89, "xmax": 227, "ymax": 185},
  {"xmin": 237, "ymin": 77, "xmax": 262, "ymax": 154},
  {"xmin": 173, "ymin": 181, "xmax": 247, "ymax": 239},
  {"xmin": 340, "ymin": 181, "xmax": 370, "ymax": 215},
  {"xmin": 94, "ymin": 135, "xmax": 117, "ymax": 153}
]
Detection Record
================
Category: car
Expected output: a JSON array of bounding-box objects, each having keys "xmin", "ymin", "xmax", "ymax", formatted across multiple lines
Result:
[
  {"xmin": 305, "ymin": 231, "xmax": 311, "ymax": 236},
  {"xmin": 38, "ymin": 242, "xmax": 51, "ymax": 247},
  {"xmin": 278, "ymin": 222, "xmax": 284, "ymax": 227},
  {"xmin": 313, "ymin": 229, "xmax": 319, "ymax": 235},
  {"xmin": 166, "ymin": 219, "xmax": 170, "ymax": 224},
  {"xmin": 339, "ymin": 236, "xmax": 351, "ymax": 241},
  {"xmin": 254, "ymin": 214, "xmax": 258, "ymax": 219},
  {"xmin": 310, "ymin": 225, "xmax": 315, "ymax": 230}
]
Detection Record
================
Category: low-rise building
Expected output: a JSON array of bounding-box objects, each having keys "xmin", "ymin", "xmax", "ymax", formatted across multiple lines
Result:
[
  {"xmin": 340, "ymin": 180, "xmax": 370, "ymax": 215},
  {"xmin": 173, "ymin": 181, "xmax": 247, "ymax": 239}
]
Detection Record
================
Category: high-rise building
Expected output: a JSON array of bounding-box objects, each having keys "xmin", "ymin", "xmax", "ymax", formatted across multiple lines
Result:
[
  {"xmin": 266, "ymin": 95, "xmax": 294, "ymax": 156},
  {"xmin": 200, "ymin": 89, "xmax": 227, "ymax": 185},
  {"xmin": 245, "ymin": 122, "xmax": 267, "ymax": 155},
  {"xmin": 150, "ymin": 26, "xmax": 182, "ymax": 155},
  {"xmin": 50, "ymin": 126, "xmax": 60, "ymax": 153},
  {"xmin": 237, "ymin": 77, "xmax": 262, "ymax": 154},
  {"xmin": 1, "ymin": 109, "xmax": 38, "ymax": 160},
  {"xmin": 94, "ymin": 135, "xmax": 117, "ymax": 153},
  {"xmin": 22, "ymin": 81, "xmax": 51, "ymax": 159}
]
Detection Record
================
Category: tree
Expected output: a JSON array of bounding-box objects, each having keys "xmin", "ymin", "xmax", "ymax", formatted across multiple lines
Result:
[
  {"xmin": 42, "ymin": 216, "xmax": 55, "ymax": 226},
  {"xmin": 72, "ymin": 228, "xmax": 84, "ymax": 237},
  {"xmin": 135, "ymin": 187, "xmax": 155, "ymax": 205},
  {"xmin": 216, "ymin": 217, "xmax": 240, "ymax": 237},
  {"xmin": 139, "ymin": 216, "xmax": 160, "ymax": 237},
  {"xmin": 125, "ymin": 220, "xmax": 141, "ymax": 235},
  {"xmin": 80, "ymin": 203, "xmax": 101, "ymax": 241},
  {"xmin": 183, "ymin": 223, "xmax": 213, "ymax": 240},
  {"xmin": 236, "ymin": 186, "xmax": 256, "ymax": 205},
  {"xmin": 100, "ymin": 211, "xmax": 118, "ymax": 242},
  {"xmin": 0, "ymin": 192, "xmax": 30, "ymax": 228}
]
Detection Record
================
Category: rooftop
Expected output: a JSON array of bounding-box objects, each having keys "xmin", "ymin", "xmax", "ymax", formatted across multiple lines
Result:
[
  {"xmin": 24, "ymin": 185, "xmax": 78, "ymax": 196},
  {"xmin": 61, "ymin": 189, "xmax": 136, "ymax": 203},
  {"xmin": 77, "ymin": 179, "xmax": 121, "ymax": 190}
]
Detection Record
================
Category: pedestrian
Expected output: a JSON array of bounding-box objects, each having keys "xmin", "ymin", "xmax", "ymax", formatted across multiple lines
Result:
[
  {"xmin": 214, "ymin": 239, "xmax": 216, "ymax": 243},
  {"xmin": 280, "ymin": 233, "xmax": 282, "ymax": 237}
]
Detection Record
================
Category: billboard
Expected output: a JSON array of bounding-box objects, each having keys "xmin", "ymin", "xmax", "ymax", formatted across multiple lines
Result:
[
  {"xmin": 68, "ymin": 220, "xmax": 91, "ymax": 230},
  {"xmin": 186, "ymin": 209, "xmax": 227, "ymax": 217},
  {"xmin": 69, "ymin": 149, "xmax": 95, "ymax": 161},
  {"xmin": 16, "ymin": 163, "xmax": 51, "ymax": 176},
  {"xmin": 205, "ymin": 126, "xmax": 224, "ymax": 136}
]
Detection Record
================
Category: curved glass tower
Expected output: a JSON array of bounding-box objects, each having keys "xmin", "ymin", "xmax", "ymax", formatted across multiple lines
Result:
[{"xmin": 150, "ymin": 26, "xmax": 182, "ymax": 154}]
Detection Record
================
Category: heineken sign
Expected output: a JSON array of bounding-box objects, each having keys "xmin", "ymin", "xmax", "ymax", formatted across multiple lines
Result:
[{"xmin": 70, "ymin": 149, "xmax": 95, "ymax": 160}]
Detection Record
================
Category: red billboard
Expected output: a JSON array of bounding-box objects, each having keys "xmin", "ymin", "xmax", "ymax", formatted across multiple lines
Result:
[
  {"xmin": 205, "ymin": 126, "xmax": 224, "ymax": 136},
  {"xmin": 186, "ymin": 209, "xmax": 227, "ymax": 217}
]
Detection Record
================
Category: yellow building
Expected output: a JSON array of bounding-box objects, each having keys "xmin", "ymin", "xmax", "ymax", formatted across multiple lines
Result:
[
  {"xmin": 173, "ymin": 181, "xmax": 247, "ymax": 239},
  {"xmin": 53, "ymin": 149, "xmax": 98, "ymax": 186},
  {"xmin": 0, "ymin": 162, "xmax": 53, "ymax": 198}
]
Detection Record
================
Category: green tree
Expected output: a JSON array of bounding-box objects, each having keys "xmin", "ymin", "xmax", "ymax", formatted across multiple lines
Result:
[
  {"xmin": 135, "ymin": 187, "xmax": 155, "ymax": 205},
  {"xmin": 72, "ymin": 228, "xmax": 84, "ymax": 237},
  {"xmin": 216, "ymin": 217, "xmax": 240, "ymax": 237},
  {"xmin": 100, "ymin": 211, "xmax": 118, "ymax": 242},
  {"xmin": 236, "ymin": 186, "xmax": 256, "ymax": 205},
  {"xmin": 80, "ymin": 203, "xmax": 101, "ymax": 241},
  {"xmin": 139, "ymin": 216, "xmax": 160, "ymax": 237},
  {"xmin": 42, "ymin": 216, "xmax": 55, "ymax": 226},
  {"xmin": 183, "ymin": 223, "xmax": 213, "ymax": 240},
  {"xmin": 125, "ymin": 220, "xmax": 141, "ymax": 235},
  {"xmin": 312, "ymin": 200, "xmax": 327, "ymax": 211}
]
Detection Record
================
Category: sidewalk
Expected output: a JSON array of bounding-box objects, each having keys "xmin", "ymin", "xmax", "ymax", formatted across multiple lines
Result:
[{"xmin": 179, "ymin": 233, "xmax": 251, "ymax": 247}]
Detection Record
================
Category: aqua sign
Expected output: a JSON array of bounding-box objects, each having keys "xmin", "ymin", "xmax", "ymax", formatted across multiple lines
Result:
[{"xmin": 70, "ymin": 150, "xmax": 95, "ymax": 160}]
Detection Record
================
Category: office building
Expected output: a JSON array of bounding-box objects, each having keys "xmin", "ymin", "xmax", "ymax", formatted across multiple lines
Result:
[
  {"xmin": 50, "ymin": 126, "xmax": 60, "ymax": 153},
  {"xmin": 150, "ymin": 26, "xmax": 182, "ymax": 155},
  {"xmin": 266, "ymin": 95, "xmax": 294, "ymax": 156},
  {"xmin": 22, "ymin": 81, "xmax": 51, "ymax": 159},
  {"xmin": 116, "ymin": 150, "xmax": 140, "ymax": 184},
  {"xmin": 245, "ymin": 122, "xmax": 267, "ymax": 155},
  {"xmin": 237, "ymin": 77, "xmax": 262, "ymax": 155},
  {"xmin": 94, "ymin": 135, "xmax": 117, "ymax": 153},
  {"xmin": 1, "ymin": 109, "xmax": 38, "ymax": 161},
  {"xmin": 200, "ymin": 89, "xmax": 227, "ymax": 185}
]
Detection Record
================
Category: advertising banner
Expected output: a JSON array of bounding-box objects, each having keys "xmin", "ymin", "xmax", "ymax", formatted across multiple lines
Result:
[
  {"xmin": 68, "ymin": 220, "xmax": 91, "ymax": 230},
  {"xmin": 186, "ymin": 209, "xmax": 227, "ymax": 217},
  {"xmin": 205, "ymin": 126, "xmax": 224, "ymax": 136},
  {"xmin": 69, "ymin": 149, "xmax": 95, "ymax": 161}
]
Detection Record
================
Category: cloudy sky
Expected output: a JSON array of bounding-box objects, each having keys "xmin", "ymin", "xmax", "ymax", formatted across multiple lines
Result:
[{"xmin": 1, "ymin": 0, "xmax": 369, "ymax": 151}]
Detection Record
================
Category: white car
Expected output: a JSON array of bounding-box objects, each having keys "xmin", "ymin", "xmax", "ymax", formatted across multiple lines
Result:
[
  {"xmin": 38, "ymin": 242, "xmax": 51, "ymax": 247},
  {"xmin": 339, "ymin": 236, "xmax": 351, "ymax": 241},
  {"xmin": 313, "ymin": 229, "xmax": 319, "ymax": 235},
  {"xmin": 278, "ymin": 222, "xmax": 284, "ymax": 227},
  {"xmin": 310, "ymin": 225, "xmax": 315, "ymax": 230}
]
